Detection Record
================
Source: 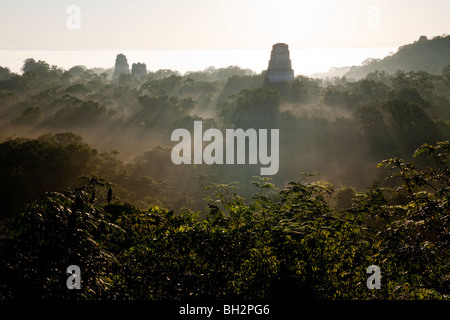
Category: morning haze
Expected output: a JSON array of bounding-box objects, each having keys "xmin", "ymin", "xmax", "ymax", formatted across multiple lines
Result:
[{"xmin": 1, "ymin": 0, "xmax": 450, "ymax": 50}]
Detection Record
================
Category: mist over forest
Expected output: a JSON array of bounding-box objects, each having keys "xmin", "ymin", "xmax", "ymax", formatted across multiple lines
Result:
[
  {"xmin": 1, "ymin": 35, "xmax": 449, "ymax": 215},
  {"xmin": 0, "ymin": 34, "xmax": 449, "ymax": 302}
]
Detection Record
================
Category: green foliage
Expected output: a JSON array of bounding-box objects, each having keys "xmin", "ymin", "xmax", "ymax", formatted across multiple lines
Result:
[
  {"xmin": 366, "ymin": 141, "xmax": 449, "ymax": 298},
  {"xmin": 345, "ymin": 34, "xmax": 450, "ymax": 79},
  {"xmin": 218, "ymin": 87, "xmax": 282, "ymax": 127},
  {"xmin": 0, "ymin": 133, "xmax": 98, "ymax": 217},
  {"xmin": 22, "ymin": 58, "xmax": 51, "ymax": 75},
  {"xmin": 0, "ymin": 66, "xmax": 11, "ymax": 81},
  {"xmin": 11, "ymin": 105, "xmax": 44, "ymax": 125},
  {"xmin": 382, "ymin": 100, "xmax": 441, "ymax": 153},
  {"xmin": 0, "ymin": 187, "xmax": 121, "ymax": 300},
  {"xmin": 0, "ymin": 143, "xmax": 449, "ymax": 300}
]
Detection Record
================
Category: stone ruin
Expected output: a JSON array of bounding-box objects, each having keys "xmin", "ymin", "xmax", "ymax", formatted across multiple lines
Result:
[
  {"xmin": 112, "ymin": 53, "xmax": 130, "ymax": 79},
  {"xmin": 131, "ymin": 62, "xmax": 147, "ymax": 79},
  {"xmin": 265, "ymin": 43, "xmax": 295, "ymax": 83},
  {"xmin": 112, "ymin": 54, "xmax": 147, "ymax": 80}
]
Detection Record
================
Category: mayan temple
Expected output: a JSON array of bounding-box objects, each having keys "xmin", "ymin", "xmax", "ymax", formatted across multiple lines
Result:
[
  {"xmin": 265, "ymin": 43, "xmax": 295, "ymax": 83},
  {"xmin": 112, "ymin": 53, "xmax": 130, "ymax": 79}
]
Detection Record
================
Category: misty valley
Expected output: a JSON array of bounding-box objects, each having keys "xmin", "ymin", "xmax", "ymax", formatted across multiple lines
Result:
[{"xmin": 0, "ymin": 36, "xmax": 449, "ymax": 301}]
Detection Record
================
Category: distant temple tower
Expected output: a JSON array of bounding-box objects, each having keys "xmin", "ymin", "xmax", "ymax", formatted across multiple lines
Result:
[
  {"xmin": 265, "ymin": 43, "xmax": 295, "ymax": 83},
  {"xmin": 112, "ymin": 53, "xmax": 130, "ymax": 79},
  {"xmin": 131, "ymin": 62, "xmax": 147, "ymax": 79}
]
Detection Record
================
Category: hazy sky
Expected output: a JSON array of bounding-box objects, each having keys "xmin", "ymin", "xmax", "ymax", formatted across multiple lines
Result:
[{"xmin": 0, "ymin": 0, "xmax": 449, "ymax": 50}]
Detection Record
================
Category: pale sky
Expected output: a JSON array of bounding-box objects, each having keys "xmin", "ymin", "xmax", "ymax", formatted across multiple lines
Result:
[{"xmin": 0, "ymin": 0, "xmax": 449, "ymax": 50}]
